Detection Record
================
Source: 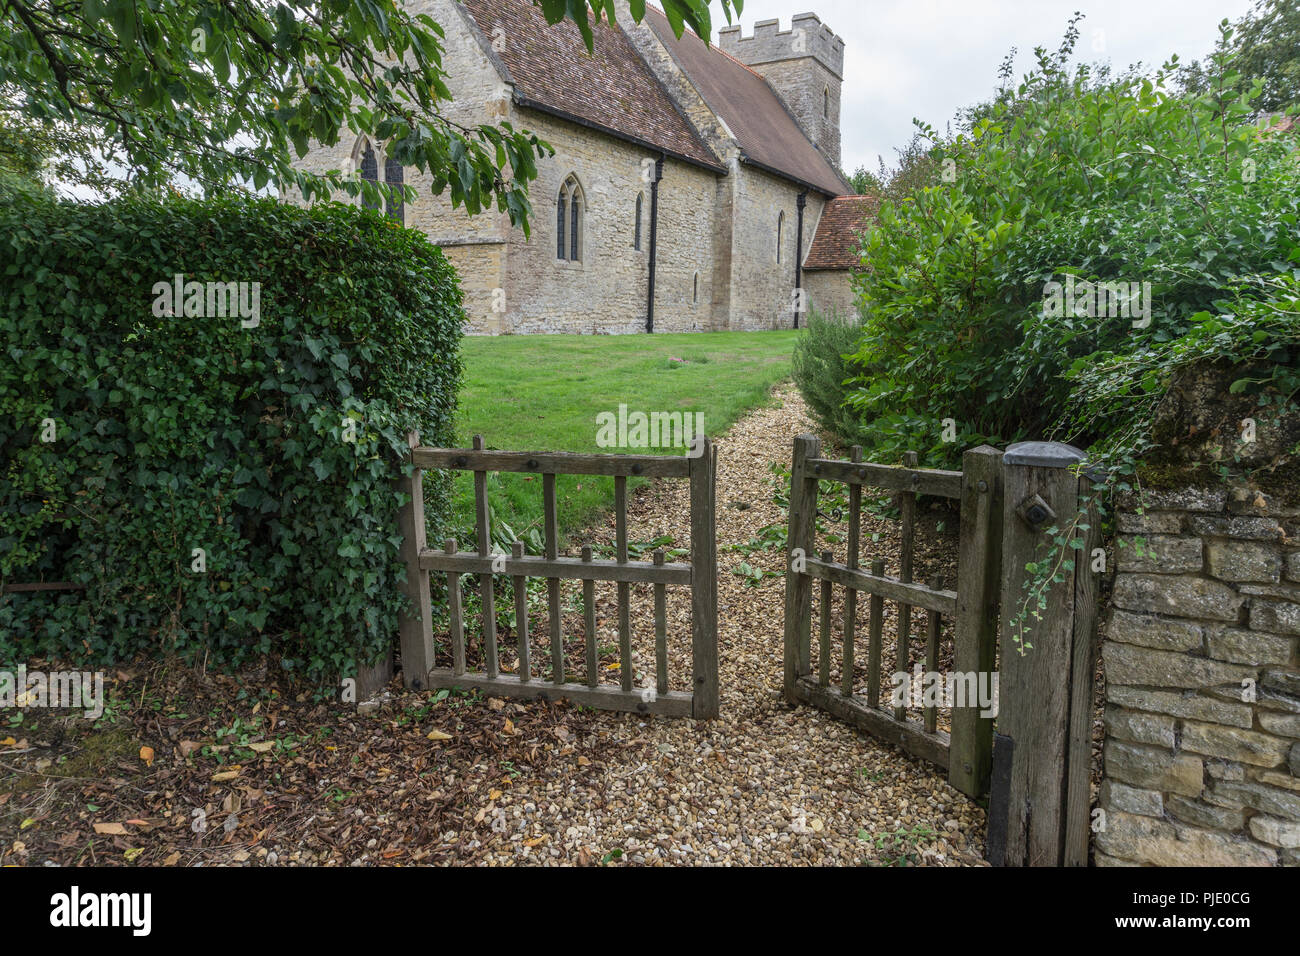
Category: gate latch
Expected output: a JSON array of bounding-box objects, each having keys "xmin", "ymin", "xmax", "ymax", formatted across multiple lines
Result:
[{"xmin": 1016, "ymin": 493, "xmax": 1056, "ymax": 531}]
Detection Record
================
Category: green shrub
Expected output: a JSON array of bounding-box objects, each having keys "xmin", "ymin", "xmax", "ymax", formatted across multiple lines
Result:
[
  {"xmin": 820, "ymin": 23, "xmax": 1300, "ymax": 467},
  {"xmin": 792, "ymin": 308, "xmax": 871, "ymax": 448},
  {"xmin": 0, "ymin": 193, "xmax": 464, "ymax": 681}
]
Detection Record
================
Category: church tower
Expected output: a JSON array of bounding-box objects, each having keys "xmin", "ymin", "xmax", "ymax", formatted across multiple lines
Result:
[{"xmin": 716, "ymin": 13, "xmax": 844, "ymax": 170}]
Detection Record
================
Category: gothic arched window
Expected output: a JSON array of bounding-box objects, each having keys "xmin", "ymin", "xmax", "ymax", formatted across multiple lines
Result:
[
  {"xmin": 557, "ymin": 188, "xmax": 567, "ymax": 259},
  {"xmin": 634, "ymin": 193, "xmax": 643, "ymax": 251},
  {"xmin": 823, "ymin": 86, "xmax": 830, "ymax": 119},
  {"xmin": 777, "ymin": 211, "xmax": 784, "ymax": 264},
  {"xmin": 693, "ymin": 272, "xmax": 699, "ymax": 304},
  {"xmin": 359, "ymin": 139, "xmax": 380, "ymax": 213},
  {"xmin": 355, "ymin": 137, "xmax": 404, "ymax": 225},
  {"xmin": 558, "ymin": 175, "xmax": 582, "ymax": 261},
  {"xmin": 384, "ymin": 154, "xmax": 404, "ymax": 225}
]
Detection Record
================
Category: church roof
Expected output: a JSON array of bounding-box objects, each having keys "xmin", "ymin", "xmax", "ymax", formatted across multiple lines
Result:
[
  {"xmin": 456, "ymin": 0, "xmax": 723, "ymax": 172},
  {"xmin": 642, "ymin": 7, "xmax": 850, "ymax": 197},
  {"xmin": 803, "ymin": 195, "xmax": 877, "ymax": 270}
]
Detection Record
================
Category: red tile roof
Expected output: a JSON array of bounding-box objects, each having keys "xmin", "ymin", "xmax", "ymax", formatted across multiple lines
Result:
[
  {"xmin": 1265, "ymin": 113, "xmax": 1296, "ymax": 134},
  {"xmin": 456, "ymin": 0, "xmax": 722, "ymax": 171},
  {"xmin": 643, "ymin": 7, "xmax": 850, "ymax": 197},
  {"xmin": 803, "ymin": 195, "xmax": 877, "ymax": 270}
]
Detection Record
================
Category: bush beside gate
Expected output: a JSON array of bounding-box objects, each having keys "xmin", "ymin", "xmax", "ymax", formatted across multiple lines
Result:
[{"xmin": 0, "ymin": 193, "xmax": 464, "ymax": 682}]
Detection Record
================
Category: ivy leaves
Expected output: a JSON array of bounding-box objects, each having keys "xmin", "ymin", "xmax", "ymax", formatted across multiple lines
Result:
[{"xmin": 0, "ymin": 192, "xmax": 463, "ymax": 682}]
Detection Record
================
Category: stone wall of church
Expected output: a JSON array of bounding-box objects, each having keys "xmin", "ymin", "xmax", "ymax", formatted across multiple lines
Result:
[
  {"xmin": 726, "ymin": 165, "xmax": 825, "ymax": 330},
  {"xmin": 717, "ymin": 14, "xmax": 845, "ymax": 170},
  {"xmin": 441, "ymin": 242, "xmax": 509, "ymax": 334},
  {"xmin": 497, "ymin": 108, "xmax": 719, "ymax": 334},
  {"xmin": 802, "ymin": 270, "xmax": 856, "ymax": 320},
  {"xmin": 754, "ymin": 58, "xmax": 842, "ymax": 171}
]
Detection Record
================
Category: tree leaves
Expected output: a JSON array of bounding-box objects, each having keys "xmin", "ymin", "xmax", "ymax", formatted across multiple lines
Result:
[{"xmin": 2, "ymin": 0, "xmax": 740, "ymax": 232}]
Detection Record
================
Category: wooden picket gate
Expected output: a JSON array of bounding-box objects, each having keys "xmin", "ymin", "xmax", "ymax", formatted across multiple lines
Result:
[
  {"xmin": 393, "ymin": 433, "xmax": 719, "ymax": 719},
  {"xmin": 782, "ymin": 434, "xmax": 1004, "ymax": 799}
]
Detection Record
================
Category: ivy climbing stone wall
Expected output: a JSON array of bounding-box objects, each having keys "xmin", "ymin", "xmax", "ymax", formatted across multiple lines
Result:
[{"xmin": 1095, "ymin": 484, "xmax": 1300, "ymax": 866}]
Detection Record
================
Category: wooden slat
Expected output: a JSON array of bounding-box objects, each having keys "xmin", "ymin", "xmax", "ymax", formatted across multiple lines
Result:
[
  {"xmin": 895, "ymin": 450, "xmax": 917, "ymax": 720},
  {"xmin": 866, "ymin": 557, "xmax": 885, "ymax": 708},
  {"xmin": 426, "ymin": 670, "xmax": 694, "ymax": 717},
  {"xmin": 654, "ymin": 549, "xmax": 668, "ymax": 696},
  {"xmin": 0, "ymin": 582, "xmax": 86, "ymax": 592},
  {"xmin": 802, "ymin": 558, "xmax": 956, "ymax": 616},
  {"xmin": 793, "ymin": 678, "xmax": 950, "ymax": 769},
  {"xmin": 544, "ymin": 471, "xmax": 562, "ymax": 685},
  {"xmin": 512, "ymin": 541, "xmax": 530, "ymax": 683},
  {"xmin": 689, "ymin": 438, "xmax": 719, "ymax": 718},
  {"xmin": 842, "ymin": 445, "xmax": 862, "ymax": 697},
  {"xmin": 419, "ymin": 551, "xmax": 690, "ymax": 585},
  {"xmin": 582, "ymin": 546, "xmax": 598, "ymax": 689},
  {"xmin": 818, "ymin": 549, "xmax": 832, "ymax": 687},
  {"xmin": 615, "ymin": 476, "xmax": 628, "ymax": 560},
  {"xmin": 616, "ymin": 475, "xmax": 631, "ymax": 693},
  {"xmin": 413, "ymin": 446, "xmax": 690, "ymax": 478},
  {"xmin": 803, "ymin": 457, "xmax": 962, "ymax": 499},
  {"xmin": 925, "ymin": 575, "xmax": 943, "ymax": 734},
  {"xmin": 472, "ymin": 435, "xmax": 499, "ymax": 680},
  {"xmin": 949, "ymin": 446, "xmax": 1003, "ymax": 799},
  {"xmin": 444, "ymin": 538, "xmax": 466, "ymax": 677}
]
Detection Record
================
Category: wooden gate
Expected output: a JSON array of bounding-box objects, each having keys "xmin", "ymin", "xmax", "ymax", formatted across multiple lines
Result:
[
  {"xmin": 395, "ymin": 433, "xmax": 719, "ymax": 719},
  {"xmin": 782, "ymin": 434, "xmax": 1004, "ymax": 798}
]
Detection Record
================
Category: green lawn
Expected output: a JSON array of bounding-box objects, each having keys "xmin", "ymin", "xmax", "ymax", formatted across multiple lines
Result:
[{"xmin": 445, "ymin": 330, "xmax": 797, "ymax": 546}]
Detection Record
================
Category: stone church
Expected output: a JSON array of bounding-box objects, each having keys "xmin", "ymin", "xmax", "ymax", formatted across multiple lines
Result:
[{"xmin": 295, "ymin": 0, "xmax": 872, "ymax": 333}]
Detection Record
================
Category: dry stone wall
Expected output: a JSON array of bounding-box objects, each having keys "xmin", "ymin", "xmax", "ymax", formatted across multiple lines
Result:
[{"xmin": 1096, "ymin": 484, "xmax": 1300, "ymax": 866}]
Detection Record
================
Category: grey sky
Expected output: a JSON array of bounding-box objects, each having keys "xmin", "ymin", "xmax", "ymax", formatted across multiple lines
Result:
[{"xmin": 719, "ymin": 0, "xmax": 1258, "ymax": 174}]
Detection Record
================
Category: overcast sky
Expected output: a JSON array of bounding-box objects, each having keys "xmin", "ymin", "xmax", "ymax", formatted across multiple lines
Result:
[{"xmin": 719, "ymin": 0, "xmax": 1258, "ymax": 174}]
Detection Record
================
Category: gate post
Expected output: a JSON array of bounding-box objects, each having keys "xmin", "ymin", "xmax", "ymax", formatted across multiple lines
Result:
[
  {"xmin": 689, "ymin": 436, "xmax": 719, "ymax": 718},
  {"xmin": 783, "ymin": 434, "xmax": 820, "ymax": 704},
  {"xmin": 396, "ymin": 430, "xmax": 435, "ymax": 691},
  {"xmin": 988, "ymin": 442, "xmax": 1101, "ymax": 867},
  {"xmin": 948, "ymin": 446, "xmax": 1003, "ymax": 798}
]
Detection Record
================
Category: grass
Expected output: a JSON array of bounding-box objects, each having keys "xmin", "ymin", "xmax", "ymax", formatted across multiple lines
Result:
[{"xmin": 446, "ymin": 330, "xmax": 797, "ymax": 544}]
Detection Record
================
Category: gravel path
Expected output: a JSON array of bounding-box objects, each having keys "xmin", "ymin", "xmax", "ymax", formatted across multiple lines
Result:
[{"xmin": 471, "ymin": 384, "xmax": 988, "ymax": 866}]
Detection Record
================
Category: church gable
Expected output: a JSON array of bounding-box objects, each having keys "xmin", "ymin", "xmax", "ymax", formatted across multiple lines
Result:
[
  {"xmin": 641, "ymin": 6, "xmax": 849, "ymax": 197},
  {"xmin": 456, "ymin": 0, "xmax": 722, "ymax": 171}
]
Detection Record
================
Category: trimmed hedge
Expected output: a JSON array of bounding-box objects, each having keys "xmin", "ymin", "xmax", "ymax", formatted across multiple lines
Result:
[{"xmin": 0, "ymin": 193, "xmax": 464, "ymax": 681}]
